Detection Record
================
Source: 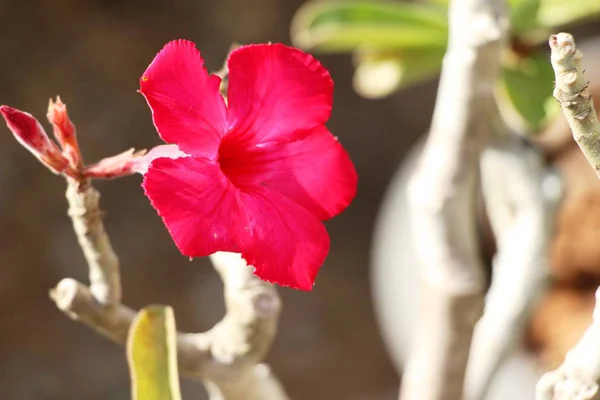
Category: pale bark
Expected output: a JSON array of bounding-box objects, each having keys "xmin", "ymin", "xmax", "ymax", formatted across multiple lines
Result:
[
  {"xmin": 536, "ymin": 32, "xmax": 600, "ymax": 400},
  {"xmin": 51, "ymin": 181, "xmax": 288, "ymax": 400},
  {"xmin": 549, "ymin": 33, "xmax": 600, "ymax": 175},
  {"xmin": 400, "ymin": 0, "xmax": 508, "ymax": 399},
  {"xmin": 465, "ymin": 135, "xmax": 559, "ymax": 400},
  {"xmin": 66, "ymin": 179, "xmax": 121, "ymax": 305}
]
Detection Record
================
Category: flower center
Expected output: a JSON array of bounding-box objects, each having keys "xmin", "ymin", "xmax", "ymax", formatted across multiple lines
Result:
[{"xmin": 217, "ymin": 138, "xmax": 246, "ymax": 188}]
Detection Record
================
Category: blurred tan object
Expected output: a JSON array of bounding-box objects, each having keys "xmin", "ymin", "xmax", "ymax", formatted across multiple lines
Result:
[
  {"xmin": 536, "ymin": 289, "xmax": 600, "ymax": 399},
  {"xmin": 528, "ymin": 287, "xmax": 594, "ymax": 369}
]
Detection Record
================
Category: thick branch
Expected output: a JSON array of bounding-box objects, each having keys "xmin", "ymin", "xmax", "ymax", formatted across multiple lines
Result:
[
  {"xmin": 466, "ymin": 136, "xmax": 559, "ymax": 400},
  {"xmin": 400, "ymin": 0, "xmax": 508, "ymax": 399},
  {"xmin": 536, "ymin": 32, "xmax": 600, "ymax": 400},
  {"xmin": 50, "ymin": 256, "xmax": 286, "ymax": 398},
  {"xmin": 52, "ymin": 180, "xmax": 288, "ymax": 400}
]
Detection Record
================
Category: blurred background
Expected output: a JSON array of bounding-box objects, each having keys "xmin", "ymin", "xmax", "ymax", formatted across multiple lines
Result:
[
  {"xmin": 4, "ymin": 0, "xmax": 600, "ymax": 399},
  {"xmin": 0, "ymin": 0, "xmax": 437, "ymax": 398}
]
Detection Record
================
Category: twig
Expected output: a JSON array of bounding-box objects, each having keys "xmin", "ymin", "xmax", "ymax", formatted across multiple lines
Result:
[
  {"xmin": 535, "ymin": 36, "xmax": 600, "ymax": 157},
  {"xmin": 400, "ymin": 0, "xmax": 508, "ymax": 399},
  {"xmin": 51, "ymin": 180, "xmax": 288, "ymax": 400},
  {"xmin": 66, "ymin": 179, "xmax": 121, "ymax": 305},
  {"xmin": 536, "ymin": 32, "xmax": 600, "ymax": 400},
  {"xmin": 465, "ymin": 134, "xmax": 559, "ymax": 400},
  {"xmin": 549, "ymin": 33, "xmax": 600, "ymax": 176}
]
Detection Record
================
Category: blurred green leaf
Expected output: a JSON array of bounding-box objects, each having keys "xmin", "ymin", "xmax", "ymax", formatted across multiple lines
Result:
[
  {"xmin": 353, "ymin": 48, "xmax": 445, "ymax": 98},
  {"xmin": 127, "ymin": 306, "xmax": 181, "ymax": 400},
  {"xmin": 426, "ymin": 0, "xmax": 600, "ymax": 38},
  {"xmin": 291, "ymin": 1, "xmax": 448, "ymax": 52},
  {"xmin": 290, "ymin": 0, "xmax": 599, "ymax": 104},
  {"xmin": 510, "ymin": 0, "xmax": 540, "ymax": 35},
  {"xmin": 425, "ymin": 0, "xmax": 543, "ymax": 35},
  {"xmin": 425, "ymin": 0, "xmax": 527, "ymax": 7},
  {"xmin": 498, "ymin": 52, "xmax": 558, "ymax": 133},
  {"xmin": 537, "ymin": 0, "xmax": 600, "ymax": 28},
  {"xmin": 422, "ymin": 0, "xmax": 448, "ymax": 6}
]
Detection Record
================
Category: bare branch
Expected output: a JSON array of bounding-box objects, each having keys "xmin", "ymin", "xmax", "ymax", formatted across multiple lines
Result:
[
  {"xmin": 51, "ymin": 278, "xmax": 134, "ymax": 342},
  {"xmin": 536, "ymin": 32, "xmax": 600, "ymax": 400},
  {"xmin": 400, "ymin": 0, "xmax": 508, "ymax": 399},
  {"xmin": 549, "ymin": 33, "xmax": 600, "ymax": 175},
  {"xmin": 66, "ymin": 179, "xmax": 121, "ymax": 305},
  {"xmin": 466, "ymin": 136, "xmax": 559, "ymax": 400},
  {"xmin": 52, "ymin": 180, "xmax": 288, "ymax": 400}
]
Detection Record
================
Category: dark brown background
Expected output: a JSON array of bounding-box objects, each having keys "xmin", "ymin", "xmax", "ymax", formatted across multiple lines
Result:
[{"xmin": 0, "ymin": 0, "xmax": 437, "ymax": 398}]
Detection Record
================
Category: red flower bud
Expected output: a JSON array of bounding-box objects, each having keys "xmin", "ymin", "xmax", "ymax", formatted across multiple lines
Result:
[
  {"xmin": 47, "ymin": 96, "xmax": 82, "ymax": 169},
  {"xmin": 0, "ymin": 105, "xmax": 68, "ymax": 174}
]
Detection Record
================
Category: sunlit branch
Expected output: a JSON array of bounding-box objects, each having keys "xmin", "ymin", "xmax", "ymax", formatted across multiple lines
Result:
[
  {"xmin": 51, "ymin": 179, "xmax": 288, "ymax": 400},
  {"xmin": 549, "ymin": 33, "xmax": 600, "ymax": 177},
  {"xmin": 536, "ymin": 32, "xmax": 600, "ymax": 400},
  {"xmin": 65, "ymin": 179, "xmax": 122, "ymax": 305}
]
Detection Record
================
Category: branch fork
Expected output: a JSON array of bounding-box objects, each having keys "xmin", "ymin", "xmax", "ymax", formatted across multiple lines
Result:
[
  {"xmin": 0, "ymin": 49, "xmax": 290, "ymax": 399},
  {"xmin": 49, "ymin": 178, "xmax": 287, "ymax": 399}
]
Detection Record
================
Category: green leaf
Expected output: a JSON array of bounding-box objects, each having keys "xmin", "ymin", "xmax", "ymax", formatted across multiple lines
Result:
[
  {"xmin": 291, "ymin": 1, "xmax": 448, "ymax": 52},
  {"xmin": 127, "ymin": 306, "xmax": 182, "ymax": 400},
  {"xmin": 510, "ymin": 0, "xmax": 541, "ymax": 35},
  {"xmin": 427, "ymin": 0, "xmax": 537, "ymax": 9},
  {"xmin": 423, "ymin": 0, "xmax": 543, "ymax": 36},
  {"xmin": 537, "ymin": 0, "xmax": 600, "ymax": 28},
  {"xmin": 353, "ymin": 47, "xmax": 445, "ymax": 98},
  {"xmin": 498, "ymin": 52, "xmax": 558, "ymax": 134},
  {"xmin": 422, "ymin": 0, "xmax": 448, "ymax": 6}
]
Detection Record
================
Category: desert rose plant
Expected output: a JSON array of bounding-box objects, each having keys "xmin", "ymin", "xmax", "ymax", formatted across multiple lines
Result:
[
  {"xmin": 1, "ymin": 42, "xmax": 356, "ymax": 399},
  {"xmin": 4, "ymin": 0, "xmax": 600, "ymax": 399}
]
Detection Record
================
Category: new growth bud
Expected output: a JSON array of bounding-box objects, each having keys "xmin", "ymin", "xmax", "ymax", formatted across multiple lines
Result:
[
  {"xmin": 83, "ymin": 148, "xmax": 148, "ymax": 180},
  {"xmin": 47, "ymin": 96, "xmax": 82, "ymax": 169},
  {"xmin": 0, "ymin": 105, "xmax": 67, "ymax": 174}
]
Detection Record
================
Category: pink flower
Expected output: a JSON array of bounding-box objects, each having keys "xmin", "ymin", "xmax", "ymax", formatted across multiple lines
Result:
[{"xmin": 139, "ymin": 40, "xmax": 357, "ymax": 290}]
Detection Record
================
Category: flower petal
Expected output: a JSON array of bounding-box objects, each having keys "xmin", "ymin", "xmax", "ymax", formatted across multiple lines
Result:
[
  {"xmin": 226, "ymin": 43, "xmax": 333, "ymax": 145},
  {"xmin": 140, "ymin": 40, "xmax": 227, "ymax": 160},
  {"xmin": 219, "ymin": 125, "xmax": 357, "ymax": 220},
  {"xmin": 240, "ymin": 188, "xmax": 330, "ymax": 290},
  {"xmin": 142, "ymin": 156, "xmax": 251, "ymax": 256},
  {"xmin": 132, "ymin": 144, "xmax": 189, "ymax": 174}
]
